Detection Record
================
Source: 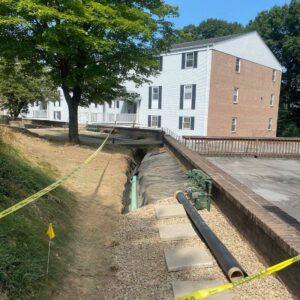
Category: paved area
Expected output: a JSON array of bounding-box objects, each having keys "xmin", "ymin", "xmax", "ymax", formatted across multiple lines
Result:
[
  {"xmin": 155, "ymin": 204, "xmax": 187, "ymax": 219},
  {"xmin": 172, "ymin": 280, "xmax": 232, "ymax": 299},
  {"xmin": 164, "ymin": 247, "xmax": 214, "ymax": 271},
  {"xmin": 158, "ymin": 223, "xmax": 197, "ymax": 241},
  {"xmin": 207, "ymin": 157, "xmax": 300, "ymax": 222}
]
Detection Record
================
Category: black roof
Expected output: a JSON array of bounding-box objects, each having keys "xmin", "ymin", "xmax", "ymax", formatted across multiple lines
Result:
[{"xmin": 170, "ymin": 32, "xmax": 250, "ymax": 52}]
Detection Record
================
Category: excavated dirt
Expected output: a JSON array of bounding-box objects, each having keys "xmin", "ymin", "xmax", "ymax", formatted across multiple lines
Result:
[{"xmin": 8, "ymin": 128, "xmax": 130, "ymax": 299}]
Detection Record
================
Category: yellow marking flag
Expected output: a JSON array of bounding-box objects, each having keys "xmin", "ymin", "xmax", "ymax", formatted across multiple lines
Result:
[{"xmin": 47, "ymin": 223, "xmax": 56, "ymax": 240}]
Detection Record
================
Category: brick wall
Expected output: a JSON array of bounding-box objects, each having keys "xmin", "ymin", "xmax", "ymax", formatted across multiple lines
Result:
[{"xmin": 207, "ymin": 50, "xmax": 281, "ymax": 137}]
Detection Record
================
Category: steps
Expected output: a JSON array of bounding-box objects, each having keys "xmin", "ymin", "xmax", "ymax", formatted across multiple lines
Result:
[{"xmin": 155, "ymin": 202, "xmax": 232, "ymax": 300}]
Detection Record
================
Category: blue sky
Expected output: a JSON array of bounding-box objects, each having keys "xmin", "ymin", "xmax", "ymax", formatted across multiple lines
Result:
[{"xmin": 166, "ymin": 0, "xmax": 290, "ymax": 28}]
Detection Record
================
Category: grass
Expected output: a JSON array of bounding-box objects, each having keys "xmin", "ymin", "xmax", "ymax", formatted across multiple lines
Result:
[{"xmin": 0, "ymin": 129, "xmax": 75, "ymax": 299}]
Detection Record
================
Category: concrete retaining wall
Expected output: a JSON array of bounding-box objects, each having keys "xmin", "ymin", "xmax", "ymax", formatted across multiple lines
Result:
[{"xmin": 163, "ymin": 135, "xmax": 300, "ymax": 298}]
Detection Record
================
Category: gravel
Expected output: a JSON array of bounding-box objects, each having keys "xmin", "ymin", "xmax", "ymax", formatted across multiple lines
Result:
[{"xmin": 105, "ymin": 197, "xmax": 295, "ymax": 300}]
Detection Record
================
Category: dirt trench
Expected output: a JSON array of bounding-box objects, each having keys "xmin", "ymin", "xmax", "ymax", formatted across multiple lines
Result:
[{"xmin": 13, "ymin": 131, "xmax": 131, "ymax": 299}]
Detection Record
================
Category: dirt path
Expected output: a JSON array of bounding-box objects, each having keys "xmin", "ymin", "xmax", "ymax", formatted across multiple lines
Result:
[{"xmin": 13, "ymin": 131, "xmax": 130, "ymax": 299}]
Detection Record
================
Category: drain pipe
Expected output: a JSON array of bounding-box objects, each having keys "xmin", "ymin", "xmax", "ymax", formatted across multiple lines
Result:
[
  {"xmin": 176, "ymin": 191, "xmax": 246, "ymax": 282},
  {"xmin": 131, "ymin": 176, "xmax": 137, "ymax": 211}
]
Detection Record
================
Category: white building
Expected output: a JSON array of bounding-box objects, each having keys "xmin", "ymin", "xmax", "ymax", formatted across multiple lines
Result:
[{"xmin": 25, "ymin": 31, "xmax": 282, "ymax": 137}]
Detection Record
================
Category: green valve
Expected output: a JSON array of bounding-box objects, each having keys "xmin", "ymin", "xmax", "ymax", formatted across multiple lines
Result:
[{"xmin": 186, "ymin": 169, "xmax": 212, "ymax": 211}]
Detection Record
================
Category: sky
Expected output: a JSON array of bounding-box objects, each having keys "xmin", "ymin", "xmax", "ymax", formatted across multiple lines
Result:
[{"xmin": 165, "ymin": 0, "xmax": 291, "ymax": 28}]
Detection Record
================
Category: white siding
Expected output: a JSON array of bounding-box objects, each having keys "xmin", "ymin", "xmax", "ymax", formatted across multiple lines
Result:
[
  {"xmin": 213, "ymin": 31, "xmax": 282, "ymax": 71},
  {"xmin": 126, "ymin": 47, "xmax": 211, "ymax": 136}
]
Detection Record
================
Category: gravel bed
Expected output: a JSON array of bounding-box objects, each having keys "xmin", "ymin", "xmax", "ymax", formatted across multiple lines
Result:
[{"xmin": 105, "ymin": 197, "xmax": 294, "ymax": 300}]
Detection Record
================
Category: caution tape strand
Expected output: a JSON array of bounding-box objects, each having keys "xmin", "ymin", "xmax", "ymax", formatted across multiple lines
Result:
[
  {"xmin": 0, "ymin": 128, "xmax": 113, "ymax": 220},
  {"xmin": 176, "ymin": 255, "xmax": 300, "ymax": 300}
]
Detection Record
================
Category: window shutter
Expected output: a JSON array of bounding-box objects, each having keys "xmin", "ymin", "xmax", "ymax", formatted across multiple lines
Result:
[
  {"xmin": 148, "ymin": 115, "xmax": 151, "ymax": 127},
  {"xmin": 180, "ymin": 85, "xmax": 184, "ymax": 109},
  {"xmin": 158, "ymin": 86, "xmax": 162, "ymax": 109},
  {"xmin": 148, "ymin": 87, "xmax": 152, "ymax": 109},
  {"xmin": 159, "ymin": 56, "xmax": 163, "ymax": 71},
  {"xmin": 181, "ymin": 53, "xmax": 186, "ymax": 69},
  {"xmin": 193, "ymin": 51, "xmax": 198, "ymax": 68},
  {"xmin": 191, "ymin": 84, "xmax": 196, "ymax": 109},
  {"xmin": 117, "ymin": 100, "xmax": 119, "ymax": 108},
  {"xmin": 158, "ymin": 116, "xmax": 161, "ymax": 128},
  {"xmin": 179, "ymin": 117, "xmax": 183, "ymax": 129},
  {"xmin": 191, "ymin": 117, "xmax": 195, "ymax": 130}
]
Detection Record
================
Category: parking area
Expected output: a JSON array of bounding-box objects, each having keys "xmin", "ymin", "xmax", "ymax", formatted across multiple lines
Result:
[{"xmin": 207, "ymin": 157, "xmax": 300, "ymax": 222}]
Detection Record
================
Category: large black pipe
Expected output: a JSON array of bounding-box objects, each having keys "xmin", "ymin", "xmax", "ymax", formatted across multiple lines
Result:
[{"xmin": 176, "ymin": 191, "xmax": 246, "ymax": 281}]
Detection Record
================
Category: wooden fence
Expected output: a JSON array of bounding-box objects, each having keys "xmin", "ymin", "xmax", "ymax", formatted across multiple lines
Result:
[{"xmin": 162, "ymin": 128, "xmax": 300, "ymax": 158}]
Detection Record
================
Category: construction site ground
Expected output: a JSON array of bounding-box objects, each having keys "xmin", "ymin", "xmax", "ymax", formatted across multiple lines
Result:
[
  {"xmin": 7, "ymin": 127, "xmax": 296, "ymax": 299},
  {"xmin": 9, "ymin": 129, "xmax": 130, "ymax": 299}
]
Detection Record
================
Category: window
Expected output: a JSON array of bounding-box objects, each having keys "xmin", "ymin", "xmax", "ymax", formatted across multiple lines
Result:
[
  {"xmin": 53, "ymin": 111, "xmax": 61, "ymax": 120},
  {"xmin": 268, "ymin": 118, "xmax": 272, "ymax": 131},
  {"xmin": 183, "ymin": 117, "xmax": 191, "ymax": 129},
  {"xmin": 40, "ymin": 103, "xmax": 47, "ymax": 110},
  {"xmin": 116, "ymin": 101, "xmax": 119, "ymax": 108},
  {"xmin": 148, "ymin": 115, "xmax": 161, "ymax": 128},
  {"xmin": 184, "ymin": 85, "xmax": 192, "ymax": 108},
  {"xmin": 233, "ymin": 88, "xmax": 239, "ymax": 104},
  {"xmin": 91, "ymin": 113, "xmax": 97, "ymax": 123},
  {"xmin": 151, "ymin": 87, "xmax": 159, "ymax": 109},
  {"xmin": 235, "ymin": 58, "xmax": 241, "ymax": 73},
  {"xmin": 151, "ymin": 115, "xmax": 158, "ymax": 127},
  {"xmin": 54, "ymin": 100, "xmax": 61, "ymax": 107},
  {"xmin": 185, "ymin": 52, "xmax": 194, "ymax": 68},
  {"xmin": 109, "ymin": 102, "xmax": 112, "ymax": 108},
  {"xmin": 231, "ymin": 117, "xmax": 237, "ymax": 133},
  {"xmin": 272, "ymin": 70, "xmax": 277, "ymax": 82},
  {"xmin": 270, "ymin": 94, "xmax": 275, "ymax": 107}
]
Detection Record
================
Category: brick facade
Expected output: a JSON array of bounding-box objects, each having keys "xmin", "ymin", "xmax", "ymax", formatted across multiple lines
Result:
[{"xmin": 207, "ymin": 50, "xmax": 281, "ymax": 137}]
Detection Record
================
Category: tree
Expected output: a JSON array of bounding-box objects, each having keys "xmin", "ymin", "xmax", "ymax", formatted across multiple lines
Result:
[
  {"xmin": 0, "ymin": 0, "xmax": 178, "ymax": 143},
  {"xmin": 177, "ymin": 19, "xmax": 246, "ymax": 42},
  {"xmin": 0, "ymin": 60, "xmax": 58, "ymax": 119},
  {"xmin": 248, "ymin": 0, "xmax": 300, "ymax": 136}
]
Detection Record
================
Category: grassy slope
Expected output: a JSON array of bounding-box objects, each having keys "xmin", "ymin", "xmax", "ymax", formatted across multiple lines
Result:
[{"xmin": 0, "ymin": 129, "xmax": 75, "ymax": 299}]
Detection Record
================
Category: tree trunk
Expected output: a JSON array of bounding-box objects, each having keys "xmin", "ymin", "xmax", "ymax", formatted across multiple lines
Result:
[
  {"xmin": 62, "ymin": 85, "xmax": 81, "ymax": 144},
  {"xmin": 68, "ymin": 100, "xmax": 79, "ymax": 144}
]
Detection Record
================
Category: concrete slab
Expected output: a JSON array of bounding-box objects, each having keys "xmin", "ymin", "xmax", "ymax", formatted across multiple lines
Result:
[
  {"xmin": 155, "ymin": 204, "xmax": 186, "ymax": 219},
  {"xmin": 158, "ymin": 223, "xmax": 197, "ymax": 241},
  {"xmin": 172, "ymin": 280, "xmax": 232, "ymax": 300},
  {"xmin": 207, "ymin": 157, "xmax": 300, "ymax": 222},
  {"xmin": 164, "ymin": 247, "xmax": 213, "ymax": 271}
]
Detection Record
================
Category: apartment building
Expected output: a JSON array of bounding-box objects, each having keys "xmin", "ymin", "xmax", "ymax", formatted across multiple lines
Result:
[{"xmin": 25, "ymin": 31, "xmax": 282, "ymax": 137}]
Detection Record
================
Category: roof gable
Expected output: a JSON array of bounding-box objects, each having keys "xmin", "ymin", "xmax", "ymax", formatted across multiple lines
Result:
[{"xmin": 212, "ymin": 31, "xmax": 282, "ymax": 70}]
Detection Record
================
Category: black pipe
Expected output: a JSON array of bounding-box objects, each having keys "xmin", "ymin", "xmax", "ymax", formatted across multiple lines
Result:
[{"xmin": 176, "ymin": 191, "xmax": 246, "ymax": 282}]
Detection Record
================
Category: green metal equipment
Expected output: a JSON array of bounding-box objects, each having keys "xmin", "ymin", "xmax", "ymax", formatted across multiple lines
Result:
[{"xmin": 186, "ymin": 169, "xmax": 212, "ymax": 211}]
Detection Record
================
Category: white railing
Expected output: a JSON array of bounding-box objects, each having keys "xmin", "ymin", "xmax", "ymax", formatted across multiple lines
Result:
[
  {"xmin": 26, "ymin": 110, "xmax": 48, "ymax": 119},
  {"xmin": 116, "ymin": 113, "xmax": 136, "ymax": 123},
  {"xmin": 79, "ymin": 112, "xmax": 136, "ymax": 124}
]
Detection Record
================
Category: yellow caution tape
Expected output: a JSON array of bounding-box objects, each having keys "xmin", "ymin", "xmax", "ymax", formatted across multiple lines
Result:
[
  {"xmin": 176, "ymin": 255, "xmax": 300, "ymax": 300},
  {"xmin": 0, "ymin": 128, "xmax": 113, "ymax": 220}
]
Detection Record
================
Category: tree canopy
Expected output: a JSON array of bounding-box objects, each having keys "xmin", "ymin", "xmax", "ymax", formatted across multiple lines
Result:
[
  {"xmin": 176, "ymin": 18, "xmax": 246, "ymax": 43},
  {"xmin": 0, "ymin": 60, "xmax": 58, "ymax": 119},
  {"xmin": 0, "ymin": 0, "xmax": 178, "ymax": 142},
  {"xmin": 248, "ymin": 0, "xmax": 300, "ymax": 136}
]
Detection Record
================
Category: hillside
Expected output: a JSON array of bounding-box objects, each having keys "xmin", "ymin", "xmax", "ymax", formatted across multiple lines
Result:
[{"xmin": 0, "ymin": 127, "xmax": 75, "ymax": 299}]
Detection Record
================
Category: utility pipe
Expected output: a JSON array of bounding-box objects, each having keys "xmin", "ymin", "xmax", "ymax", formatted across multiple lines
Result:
[
  {"xmin": 131, "ymin": 176, "xmax": 137, "ymax": 211},
  {"xmin": 176, "ymin": 191, "xmax": 246, "ymax": 282}
]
